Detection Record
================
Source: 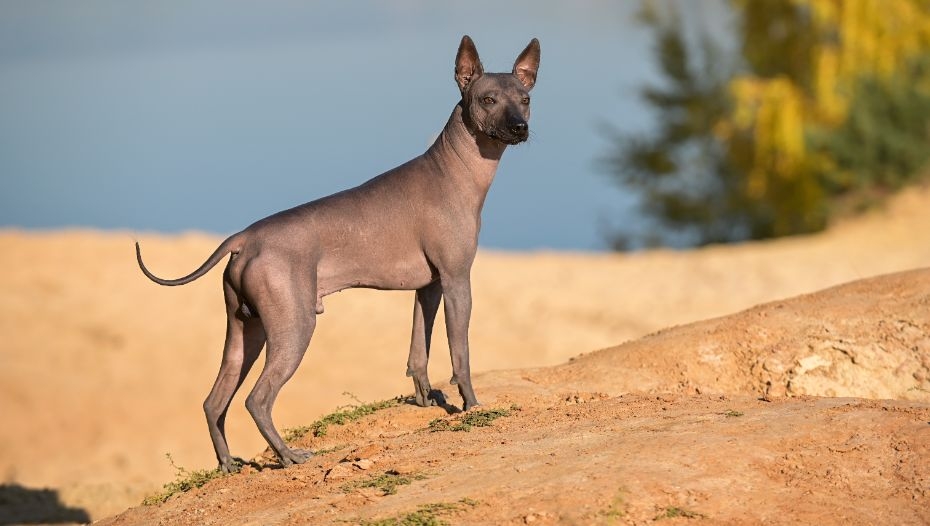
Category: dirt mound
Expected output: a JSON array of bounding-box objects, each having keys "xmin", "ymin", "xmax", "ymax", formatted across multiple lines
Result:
[
  {"xmin": 97, "ymin": 269, "xmax": 930, "ymax": 525},
  {"xmin": 2, "ymin": 185, "xmax": 929, "ymax": 521},
  {"xmin": 99, "ymin": 395, "xmax": 930, "ymax": 526},
  {"xmin": 533, "ymin": 268, "xmax": 930, "ymax": 402}
]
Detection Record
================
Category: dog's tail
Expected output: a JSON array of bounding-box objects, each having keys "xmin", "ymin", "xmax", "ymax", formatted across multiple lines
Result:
[{"xmin": 136, "ymin": 234, "xmax": 240, "ymax": 286}]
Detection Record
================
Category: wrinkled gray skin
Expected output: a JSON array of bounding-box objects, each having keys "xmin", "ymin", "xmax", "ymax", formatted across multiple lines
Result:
[{"xmin": 135, "ymin": 35, "xmax": 540, "ymax": 473}]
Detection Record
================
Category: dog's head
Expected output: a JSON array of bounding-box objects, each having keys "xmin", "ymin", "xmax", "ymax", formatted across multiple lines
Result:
[{"xmin": 455, "ymin": 35, "xmax": 540, "ymax": 146}]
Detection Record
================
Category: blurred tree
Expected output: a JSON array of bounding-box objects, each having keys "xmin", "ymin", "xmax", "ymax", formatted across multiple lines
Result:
[{"xmin": 606, "ymin": 0, "xmax": 930, "ymax": 249}]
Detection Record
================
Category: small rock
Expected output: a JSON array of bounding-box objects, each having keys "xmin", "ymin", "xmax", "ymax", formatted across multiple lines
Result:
[
  {"xmin": 353, "ymin": 459, "xmax": 375, "ymax": 471},
  {"xmin": 348, "ymin": 443, "xmax": 384, "ymax": 461},
  {"xmin": 389, "ymin": 462, "xmax": 418, "ymax": 475},
  {"xmin": 913, "ymin": 370, "xmax": 927, "ymax": 382},
  {"xmin": 324, "ymin": 462, "xmax": 354, "ymax": 481}
]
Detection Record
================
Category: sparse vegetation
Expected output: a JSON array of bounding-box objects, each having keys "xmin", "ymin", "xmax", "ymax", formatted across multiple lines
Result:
[
  {"xmin": 359, "ymin": 498, "xmax": 479, "ymax": 526},
  {"xmin": 428, "ymin": 405, "xmax": 518, "ymax": 432},
  {"xmin": 314, "ymin": 444, "xmax": 349, "ymax": 456},
  {"xmin": 600, "ymin": 488, "xmax": 627, "ymax": 522},
  {"xmin": 283, "ymin": 393, "xmax": 402, "ymax": 441},
  {"xmin": 724, "ymin": 409, "xmax": 744, "ymax": 418},
  {"xmin": 341, "ymin": 470, "xmax": 427, "ymax": 496},
  {"xmin": 655, "ymin": 506, "xmax": 705, "ymax": 520},
  {"xmin": 142, "ymin": 454, "xmax": 226, "ymax": 506}
]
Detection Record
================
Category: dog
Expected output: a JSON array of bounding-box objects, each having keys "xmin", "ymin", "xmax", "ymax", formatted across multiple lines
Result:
[{"xmin": 136, "ymin": 35, "xmax": 540, "ymax": 472}]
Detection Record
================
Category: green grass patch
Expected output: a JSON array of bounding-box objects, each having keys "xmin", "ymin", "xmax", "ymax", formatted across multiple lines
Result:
[
  {"xmin": 428, "ymin": 405, "xmax": 518, "ymax": 432},
  {"xmin": 142, "ymin": 454, "xmax": 226, "ymax": 505},
  {"xmin": 341, "ymin": 470, "xmax": 427, "ymax": 496},
  {"xmin": 360, "ymin": 498, "xmax": 479, "ymax": 526},
  {"xmin": 655, "ymin": 506, "xmax": 706, "ymax": 520},
  {"xmin": 283, "ymin": 393, "xmax": 402, "ymax": 441}
]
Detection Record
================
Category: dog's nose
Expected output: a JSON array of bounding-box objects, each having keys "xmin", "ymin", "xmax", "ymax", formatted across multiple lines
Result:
[{"xmin": 509, "ymin": 121, "xmax": 528, "ymax": 134}]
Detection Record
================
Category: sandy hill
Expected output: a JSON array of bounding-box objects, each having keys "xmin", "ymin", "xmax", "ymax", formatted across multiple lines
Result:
[
  {"xmin": 0, "ymin": 184, "xmax": 928, "ymax": 523},
  {"xmin": 99, "ymin": 268, "xmax": 930, "ymax": 525}
]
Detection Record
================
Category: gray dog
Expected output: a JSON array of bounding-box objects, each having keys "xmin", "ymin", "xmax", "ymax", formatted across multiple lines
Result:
[{"xmin": 136, "ymin": 35, "xmax": 540, "ymax": 472}]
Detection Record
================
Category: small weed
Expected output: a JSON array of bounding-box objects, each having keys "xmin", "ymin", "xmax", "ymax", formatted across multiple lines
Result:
[
  {"xmin": 655, "ymin": 506, "xmax": 705, "ymax": 520},
  {"xmin": 600, "ymin": 488, "xmax": 626, "ymax": 521},
  {"xmin": 724, "ymin": 409, "xmax": 744, "ymax": 418},
  {"xmin": 359, "ymin": 498, "xmax": 479, "ymax": 526},
  {"xmin": 142, "ymin": 454, "xmax": 226, "ymax": 505},
  {"xmin": 428, "ymin": 405, "xmax": 518, "ymax": 432},
  {"xmin": 342, "ymin": 470, "xmax": 427, "ymax": 496},
  {"xmin": 284, "ymin": 393, "xmax": 402, "ymax": 441},
  {"xmin": 314, "ymin": 444, "xmax": 349, "ymax": 456}
]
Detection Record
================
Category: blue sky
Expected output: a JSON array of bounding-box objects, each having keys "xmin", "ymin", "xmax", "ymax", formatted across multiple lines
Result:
[{"xmin": 0, "ymin": 1, "xmax": 726, "ymax": 250}]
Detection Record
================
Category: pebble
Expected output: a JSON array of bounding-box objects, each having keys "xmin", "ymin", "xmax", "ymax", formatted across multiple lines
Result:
[
  {"xmin": 353, "ymin": 459, "xmax": 375, "ymax": 471},
  {"xmin": 323, "ymin": 462, "xmax": 354, "ymax": 481}
]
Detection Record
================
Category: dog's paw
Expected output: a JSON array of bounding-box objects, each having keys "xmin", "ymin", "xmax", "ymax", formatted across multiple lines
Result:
[{"xmin": 279, "ymin": 447, "xmax": 313, "ymax": 467}]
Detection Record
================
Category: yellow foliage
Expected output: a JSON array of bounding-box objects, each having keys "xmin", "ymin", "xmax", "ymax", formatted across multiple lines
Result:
[
  {"xmin": 804, "ymin": 0, "xmax": 930, "ymax": 93},
  {"xmin": 729, "ymin": 76, "xmax": 807, "ymax": 197},
  {"xmin": 724, "ymin": 0, "xmax": 930, "ymax": 202}
]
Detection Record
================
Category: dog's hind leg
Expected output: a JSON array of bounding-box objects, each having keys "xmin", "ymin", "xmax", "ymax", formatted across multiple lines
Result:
[
  {"xmin": 245, "ymin": 318, "xmax": 314, "ymax": 467},
  {"xmin": 204, "ymin": 279, "xmax": 266, "ymax": 473},
  {"xmin": 243, "ymin": 264, "xmax": 316, "ymax": 467},
  {"xmin": 406, "ymin": 280, "xmax": 442, "ymax": 407}
]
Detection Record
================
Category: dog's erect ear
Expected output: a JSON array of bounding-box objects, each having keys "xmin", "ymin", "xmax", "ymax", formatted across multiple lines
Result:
[
  {"xmin": 455, "ymin": 35, "xmax": 484, "ymax": 94},
  {"xmin": 512, "ymin": 38, "xmax": 540, "ymax": 90}
]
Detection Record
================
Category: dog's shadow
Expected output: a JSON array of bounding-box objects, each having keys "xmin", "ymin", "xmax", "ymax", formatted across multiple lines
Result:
[
  {"xmin": 0, "ymin": 483, "xmax": 91, "ymax": 525},
  {"xmin": 413, "ymin": 389, "xmax": 461, "ymax": 415}
]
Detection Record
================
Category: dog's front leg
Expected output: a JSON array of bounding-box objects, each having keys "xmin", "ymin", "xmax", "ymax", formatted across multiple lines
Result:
[
  {"xmin": 407, "ymin": 280, "xmax": 443, "ymax": 407},
  {"xmin": 441, "ymin": 275, "xmax": 480, "ymax": 410}
]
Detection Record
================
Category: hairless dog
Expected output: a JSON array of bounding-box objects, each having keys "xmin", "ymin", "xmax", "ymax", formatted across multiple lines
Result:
[{"xmin": 136, "ymin": 35, "xmax": 540, "ymax": 472}]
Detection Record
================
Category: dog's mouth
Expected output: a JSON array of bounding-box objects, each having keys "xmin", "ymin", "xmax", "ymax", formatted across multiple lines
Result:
[{"xmin": 485, "ymin": 129, "xmax": 529, "ymax": 145}]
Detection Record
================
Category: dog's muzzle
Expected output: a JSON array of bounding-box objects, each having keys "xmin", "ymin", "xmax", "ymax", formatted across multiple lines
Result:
[
  {"xmin": 508, "ymin": 121, "xmax": 529, "ymax": 143},
  {"xmin": 489, "ymin": 119, "xmax": 529, "ymax": 145}
]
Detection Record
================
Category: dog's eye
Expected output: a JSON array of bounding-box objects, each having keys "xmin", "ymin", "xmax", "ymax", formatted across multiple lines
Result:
[
  {"xmin": 482, "ymin": 96, "xmax": 495, "ymax": 104},
  {"xmin": 521, "ymin": 96, "xmax": 530, "ymax": 104}
]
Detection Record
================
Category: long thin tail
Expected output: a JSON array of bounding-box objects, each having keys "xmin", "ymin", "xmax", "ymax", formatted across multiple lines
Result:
[{"xmin": 136, "ymin": 235, "xmax": 239, "ymax": 286}]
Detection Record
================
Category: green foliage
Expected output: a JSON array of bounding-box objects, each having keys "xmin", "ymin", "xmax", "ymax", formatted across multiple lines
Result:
[
  {"xmin": 599, "ymin": 488, "xmax": 627, "ymax": 522},
  {"xmin": 427, "ymin": 405, "xmax": 517, "ymax": 432},
  {"xmin": 283, "ymin": 394, "xmax": 401, "ymax": 441},
  {"xmin": 359, "ymin": 499, "xmax": 479, "ymax": 526},
  {"xmin": 142, "ymin": 454, "xmax": 226, "ymax": 505},
  {"xmin": 735, "ymin": 0, "xmax": 818, "ymax": 84},
  {"xmin": 341, "ymin": 470, "xmax": 427, "ymax": 496},
  {"xmin": 813, "ymin": 56, "xmax": 930, "ymax": 197},
  {"xmin": 603, "ymin": 1, "xmax": 738, "ymax": 248},
  {"xmin": 606, "ymin": 0, "xmax": 930, "ymax": 248},
  {"xmin": 655, "ymin": 506, "xmax": 706, "ymax": 520}
]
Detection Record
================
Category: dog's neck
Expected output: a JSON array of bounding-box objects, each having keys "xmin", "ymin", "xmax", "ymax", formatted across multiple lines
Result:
[{"xmin": 424, "ymin": 103, "xmax": 507, "ymax": 196}]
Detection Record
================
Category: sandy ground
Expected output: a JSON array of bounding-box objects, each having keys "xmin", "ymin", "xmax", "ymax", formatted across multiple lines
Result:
[
  {"xmin": 99, "ymin": 268, "xmax": 930, "ymax": 525},
  {"xmin": 0, "ymin": 184, "xmax": 928, "ymax": 523}
]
